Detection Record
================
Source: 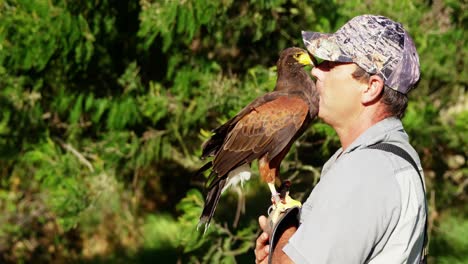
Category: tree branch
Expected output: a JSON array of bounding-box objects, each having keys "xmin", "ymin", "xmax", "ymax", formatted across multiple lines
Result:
[{"xmin": 55, "ymin": 137, "xmax": 94, "ymax": 172}]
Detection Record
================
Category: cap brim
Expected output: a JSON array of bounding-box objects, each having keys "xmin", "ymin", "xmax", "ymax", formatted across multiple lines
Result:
[{"xmin": 301, "ymin": 30, "xmax": 353, "ymax": 63}]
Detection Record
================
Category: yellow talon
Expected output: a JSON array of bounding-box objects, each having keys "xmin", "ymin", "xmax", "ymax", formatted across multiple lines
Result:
[
  {"xmin": 284, "ymin": 194, "xmax": 302, "ymax": 208},
  {"xmin": 267, "ymin": 194, "xmax": 302, "ymax": 230}
]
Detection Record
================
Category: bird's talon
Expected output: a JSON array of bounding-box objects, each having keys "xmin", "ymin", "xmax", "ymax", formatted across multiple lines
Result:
[{"xmin": 282, "ymin": 194, "xmax": 302, "ymax": 210}]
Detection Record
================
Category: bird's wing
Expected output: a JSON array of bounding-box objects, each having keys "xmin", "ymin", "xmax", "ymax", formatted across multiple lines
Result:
[
  {"xmin": 211, "ymin": 95, "xmax": 309, "ymax": 179},
  {"xmin": 201, "ymin": 91, "xmax": 291, "ymax": 158}
]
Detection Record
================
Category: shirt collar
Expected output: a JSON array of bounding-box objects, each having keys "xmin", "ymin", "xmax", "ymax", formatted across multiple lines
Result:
[
  {"xmin": 335, "ymin": 117, "xmax": 406, "ymax": 156},
  {"xmin": 321, "ymin": 117, "xmax": 406, "ymax": 176}
]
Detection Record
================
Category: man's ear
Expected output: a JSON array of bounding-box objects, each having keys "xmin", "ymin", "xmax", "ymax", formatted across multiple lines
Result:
[{"xmin": 362, "ymin": 75, "xmax": 384, "ymax": 105}]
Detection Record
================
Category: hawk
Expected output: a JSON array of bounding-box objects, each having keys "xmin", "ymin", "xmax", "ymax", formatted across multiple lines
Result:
[{"xmin": 197, "ymin": 47, "xmax": 319, "ymax": 229}]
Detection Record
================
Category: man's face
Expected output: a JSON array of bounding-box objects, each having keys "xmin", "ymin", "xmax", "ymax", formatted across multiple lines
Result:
[{"xmin": 311, "ymin": 61, "xmax": 366, "ymax": 128}]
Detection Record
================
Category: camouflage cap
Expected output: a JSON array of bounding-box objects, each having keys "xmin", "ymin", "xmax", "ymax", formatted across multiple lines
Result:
[{"xmin": 302, "ymin": 15, "xmax": 420, "ymax": 94}]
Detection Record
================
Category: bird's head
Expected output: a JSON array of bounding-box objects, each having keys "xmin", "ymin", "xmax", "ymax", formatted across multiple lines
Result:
[{"xmin": 277, "ymin": 47, "xmax": 313, "ymax": 71}]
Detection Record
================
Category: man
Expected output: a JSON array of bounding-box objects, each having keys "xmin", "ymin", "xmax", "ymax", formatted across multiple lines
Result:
[{"xmin": 255, "ymin": 15, "xmax": 427, "ymax": 263}]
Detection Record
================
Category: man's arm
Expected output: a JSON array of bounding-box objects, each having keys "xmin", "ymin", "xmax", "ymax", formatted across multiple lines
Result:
[{"xmin": 255, "ymin": 215, "xmax": 295, "ymax": 264}]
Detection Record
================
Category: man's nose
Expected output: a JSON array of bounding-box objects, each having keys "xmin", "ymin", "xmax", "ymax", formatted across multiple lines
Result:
[{"xmin": 311, "ymin": 66, "xmax": 321, "ymax": 79}]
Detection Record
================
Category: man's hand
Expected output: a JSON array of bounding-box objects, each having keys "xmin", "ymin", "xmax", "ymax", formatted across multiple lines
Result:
[
  {"xmin": 255, "ymin": 214, "xmax": 297, "ymax": 264},
  {"xmin": 255, "ymin": 215, "xmax": 270, "ymax": 264}
]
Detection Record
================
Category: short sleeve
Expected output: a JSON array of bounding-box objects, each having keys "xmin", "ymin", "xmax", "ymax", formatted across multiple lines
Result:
[{"xmin": 283, "ymin": 151, "xmax": 401, "ymax": 264}]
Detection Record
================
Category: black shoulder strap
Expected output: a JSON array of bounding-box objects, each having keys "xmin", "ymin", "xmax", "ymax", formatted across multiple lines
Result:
[{"xmin": 368, "ymin": 142, "xmax": 428, "ymax": 264}]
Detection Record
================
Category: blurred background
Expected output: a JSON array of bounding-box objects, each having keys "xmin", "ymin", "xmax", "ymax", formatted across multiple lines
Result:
[{"xmin": 0, "ymin": 0, "xmax": 466, "ymax": 263}]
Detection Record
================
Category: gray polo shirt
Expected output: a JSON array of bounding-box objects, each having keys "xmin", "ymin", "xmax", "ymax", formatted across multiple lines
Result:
[{"xmin": 283, "ymin": 117, "xmax": 426, "ymax": 263}]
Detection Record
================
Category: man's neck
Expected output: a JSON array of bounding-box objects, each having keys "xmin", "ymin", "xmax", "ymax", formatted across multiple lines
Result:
[
  {"xmin": 336, "ymin": 123, "xmax": 369, "ymax": 151},
  {"xmin": 335, "ymin": 110, "xmax": 387, "ymax": 151}
]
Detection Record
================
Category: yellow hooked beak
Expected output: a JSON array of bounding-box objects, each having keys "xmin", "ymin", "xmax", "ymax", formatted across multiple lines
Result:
[{"xmin": 296, "ymin": 51, "xmax": 313, "ymax": 66}]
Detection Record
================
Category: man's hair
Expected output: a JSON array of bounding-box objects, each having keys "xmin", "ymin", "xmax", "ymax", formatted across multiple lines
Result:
[{"xmin": 352, "ymin": 66, "xmax": 408, "ymax": 119}]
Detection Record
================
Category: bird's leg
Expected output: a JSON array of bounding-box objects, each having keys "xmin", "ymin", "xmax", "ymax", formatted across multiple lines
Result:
[
  {"xmin": 277, "ymin": 180, "xmax": 302, "ymax": 209},
  {"xmin": 270, "ymin": 154, "xmax": 302, "ymax": 209},
  {"xmin": 268, "ymin": 181, "xmax": 281, "ymax": 205},
  {"xmin": 259, "ymin": 157, "xmax": 280, "ymax": 204},
  {"xmin": 259, "ymin": 156, "xmax": 301, "ymax": 209},
  {"xmin": 282, "ymin": 191, "xmax": 302, "ymax": 208}
]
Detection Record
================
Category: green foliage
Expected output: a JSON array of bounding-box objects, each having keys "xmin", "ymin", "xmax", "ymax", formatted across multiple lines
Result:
[
  {"xmin": 0, "ymin": 1, "xmax": 94, "ymax": 72},
  {"xmin": 431, "ymin": 212, "xmax": 468, "ymax": 264},
  {"xmin": 12, "ymin": 138, "xmax": 88, "ymax": 229},
  {"xmin": 0, "ymin": 0, "xmax": 466, "ymax": 263},
  {"xmin": 138, "ymin": 0, "xmax": 232, "ymax": 51},
  {"xmin": 174, "ymin": 189, "xmax": 257, "ymax": 263}
]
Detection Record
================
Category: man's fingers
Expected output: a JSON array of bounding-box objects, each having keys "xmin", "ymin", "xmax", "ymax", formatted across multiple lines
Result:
[
  {"xmin": 259, "ymin": 215, "xmax": 268, "ymax": 230},
  {"xmin": 255, "ymin": 215, "xmax": 270, "ymax": 263},
  {"xmin": 255, "ymin": 244, "xmax": 269, "ymax": 263},
  {"xmin": 256, "ymin": 232, "xmax": 269, "ymax": 247}
]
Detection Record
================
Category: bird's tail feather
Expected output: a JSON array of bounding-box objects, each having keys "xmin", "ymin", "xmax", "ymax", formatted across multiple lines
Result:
[
  {"xmin": 198, "ymin": 176, "xmax": 227, "ymax": 233},
  {"xmin": 195, "ymin": 161, "xmax": 213, "ymax": 180}
]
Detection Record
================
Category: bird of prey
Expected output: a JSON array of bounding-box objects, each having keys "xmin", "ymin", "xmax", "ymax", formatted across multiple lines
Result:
[{"xmin": 197, "ymin": 47, "xmax": 319, "ymax": 229}]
